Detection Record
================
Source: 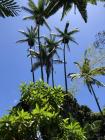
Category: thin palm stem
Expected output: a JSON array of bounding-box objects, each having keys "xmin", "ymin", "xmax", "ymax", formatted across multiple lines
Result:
[
  {"xmin": 30, "ymin": 57, "xmax": 35, "ymax": 82},
  {"xmin": 90, "ymin": 84, "xmax": 103, "ymax": 117},
  {"xmin": 38, "ymin": 25, "xmax": 44, "ymax": 81},
  {"xmin": 47, "ymin": 73, "xmax": 49, "ymax": 84},
  {"xmin": 64, "ymin": 44, "xmax": 68, "ymax": 93},
  {"xmin": 52, "ymin": 59, "xmax": 54, "ymax": 88},
  {"xmin": 29, "ymin": 46, "xmax": 35, "ymax": 82}
]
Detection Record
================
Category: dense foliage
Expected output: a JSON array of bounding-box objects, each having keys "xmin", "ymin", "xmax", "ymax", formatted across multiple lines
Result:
[
  {"xmin": 0, "ymin": 81, "xmax": 87, "ymax": 140},
  {"xmin": 0, "ymin": 81, "xmax": 105, "ymax": 139}
]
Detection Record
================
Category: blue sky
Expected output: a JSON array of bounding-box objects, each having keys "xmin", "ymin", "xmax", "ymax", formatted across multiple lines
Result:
[{"xmin": 0, "ymin": 1, "xmax": 105, "ymax": 117}]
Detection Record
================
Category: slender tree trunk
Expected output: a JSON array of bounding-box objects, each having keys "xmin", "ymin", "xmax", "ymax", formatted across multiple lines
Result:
[
  {"xmin": 63, "ymin": 44, "xmax": 68, "ymax": 93},
  {"xmin": 30, "ymin": 57, "xmax": 35, "ymax": 82},
  {"xmin": 47, "ymin": 72, "xmax": 49, "ymax": 84},
  {"xmin": 51, "ymin": 59, "xmax": 54, "ymax": 88},
  {"xmin": 90, "ymin": 84, "xmax": 103, "ymax": 117},
  {"xmin": 30, "ymin": 46, "xmax": 35, "ymax": 83},
  {"xmin": 38, "ymin": 25, "xmax": 44, "ymax": 81}
]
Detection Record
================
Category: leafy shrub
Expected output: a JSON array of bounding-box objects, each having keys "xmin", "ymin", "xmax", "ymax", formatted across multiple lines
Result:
[{"xmin": 0, "ymin": 81, "xmax": 87, "ymax": 140}]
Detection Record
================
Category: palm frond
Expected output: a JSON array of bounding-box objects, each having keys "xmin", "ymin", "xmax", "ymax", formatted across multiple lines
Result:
[
  {"xmin": 16, "ymin": 39, "xmax": 28, "ymax": 44},
  {"xmin": 55, "ymin": 27, "xmax": 63, "ymax": 35},
  {"xmin": 45, "ymin": 0, "xmax": 62, "ymax": 18},
  {"xmin": 61, "ymin": 1, "xmax": 72, "ymax": 20},
  {"xmin": 28, "ymin": 0, "xmax": 37, "ymax": 11},
  {"xmin": 38, "ymin": 0, "xmax": 44, "ymax": 11},
  {"xmin": 23, "ymin": 15, "xmax": 34, "ymax": 21},
  {"xmin": 74, "ymin": 62, "xmax": 82, "ymax": 70},
  {"xmin": 50, "ymin": 33, "xmax": 61, "ymax": 37},
  {"xmin": 29, "ymin": 49, "xmax": 40, "ymax": 58},
  {"xmin": 43, "ymin": 18, "xmax": 51, "ymax": 31},
  {"xmin": 68, "ymin": 29, "xmax": 79, "ymax": 35},
  {"xmin": 90, "ymin": 67, "xmax": 105, "ymax": 76},
  {"xmin": 91, "ymin": 77, "xmax": 105, "ymax": 87},
  {"xmin": 67, "ymin": 73, "xmax": 81, "ymax": 80},
  {"xmin": 69, "ymin": 37, "xmax": 79, "ymax": 45},
  {"xmin": 18, "ymin": 30, "xmax": 28, "ymax": 36},
  {"xmin": 0, "ymin": 0, "xmax": 19, "ymax": 18},
  {"xmin": 22, "ymin": 7, "xmax": 34, "ymax": 14},
  {"xmin": 73, "ymin": 0, "xmax": 87, "ymax": 22}
]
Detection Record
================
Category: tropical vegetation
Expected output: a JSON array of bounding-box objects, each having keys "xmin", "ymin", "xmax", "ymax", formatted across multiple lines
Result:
[{"xmin": 1, "ymin": 0, "xmax": 105, "ymax": 139}]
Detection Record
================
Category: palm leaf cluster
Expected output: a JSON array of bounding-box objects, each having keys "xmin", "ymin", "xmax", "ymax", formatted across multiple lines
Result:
[
  {"xmin": 0, "ymin": 0, "xmax": 19, "ymax": 18},
  {"xmin": 68, "ymin": 59, "xmax": 105, "ymax": 87},
  {"xmin": 17, "ymin": 26, "xmax": 37, "ymax": 48},
  {"xmin": 68, "ymin": 58, "xmax": 105, "ymax": 116},
  {"xmin": 45, "ymin": 0, "xmax": 87, "ymax": 22},
  {"xmin": 45, "ymin": 0, "xmax": 105, "ymax": 22},
  {"xmin": 22, "ymin": 0, "xmax": 50, "ymax": 30}
]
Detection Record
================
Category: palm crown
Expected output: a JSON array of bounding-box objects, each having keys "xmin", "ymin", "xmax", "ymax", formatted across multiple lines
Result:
[
  {"xmin": 55, "ymin": 22, "xmax": 79, "ymax": 46},
  {"xmin": 69, "ymin": 58, "xmax": 105, "ymax": 88},
  {"xmin": 68, "ymin": 58, "xmax": 105, "ymax": 116},
  {"xmin": 44, "ymin": 35, "xmax": 61, "ymax": 58},
  {"xmin": 22, "ymin": 0, "xmax": 50, "ymax": 30},
  {"xmin": 17, "ymin": 26, "xmax": 38, "ymax": 48}
]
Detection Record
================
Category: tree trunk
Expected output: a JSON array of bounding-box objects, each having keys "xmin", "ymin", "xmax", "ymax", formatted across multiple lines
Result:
[
  {"xmin": 30, "ymin": 57, "xmax": 35, "ymax": 83},
  {"xmin": 47, "ymin": 71, "xmax": 49, "ymax": 84},
  {"xmin": 90, "ymin": 84, "xmax": 103, "ymax": 117},
  {"xmin": 51, "ymin": 59, "xmax": 54, "ymax": 88},
  {"xmin": 38, "ymin": 25, "xmax": 44, "ymax": 81},
  {"xmin": 63, "ymin": 44, "xmax": 68, "ymax": 93},
  {"xmin": 29, "ymin": 46, "xmax": 35, "ymax": 83}
]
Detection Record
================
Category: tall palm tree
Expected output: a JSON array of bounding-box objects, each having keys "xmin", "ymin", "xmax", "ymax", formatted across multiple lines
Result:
[
  {"xmin": 45, "ymin": 0, "xmax": 105, "ymax": 22},
  {"xmin": 22, "ymin": 0, "xmax": 51, "ymax": 81},
  {"xmin": 54, "ymin": 22, "xmax": 79, "ymax": 93},
  {"xmin": 29, "ymin": 45, "xmax": 63, "ymax": 84},
  {"xmin": 0, "ymin": 0, "xmax": 19, "ymax": 18},
  {"xmin": 44, "ymin": 35, "xmax": 61, "ymax": 87},
  {"xmin": 68, "ymin": 58, "xmax": 105, "ymax": 117},
  {"xmin": 17, "ymin": 26, "xmax": 38, "ymax": 82}
]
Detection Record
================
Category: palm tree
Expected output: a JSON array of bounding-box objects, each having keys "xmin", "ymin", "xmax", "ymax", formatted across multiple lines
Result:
[
  {"xmin": 45, "ymin": 0, "xmax": 105, "ymax": 23},
  {"xmin": 0, "ymin": 0, "xmax": 19, "ymax": 18},
  {"xmin": 22, "ymin": 0, "xmax": 51, "ymax": 81},
  {"xmin": 54, "ymin": 22, "xmax": 79, "ymax": 93},
  {"xmin": 68, "ymin": 58, "xmax": 105, "ymax": 117},
  {"xmin": 17, "ymin": 26, "xmax": 38, "ymax": 82},
  {"xmin": 29, "ymin": 45, "xmax": 63, "ymax": 84},
  {"xmin": 44, "ymin": 35, "xmax": 61, "ymax": 87}
]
